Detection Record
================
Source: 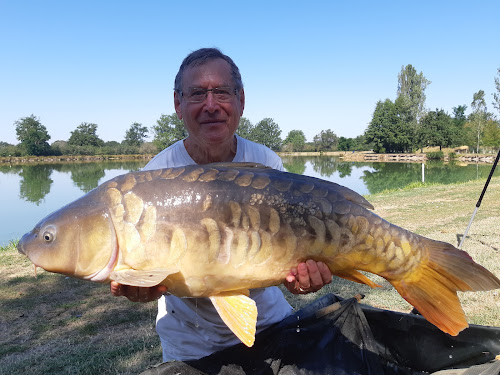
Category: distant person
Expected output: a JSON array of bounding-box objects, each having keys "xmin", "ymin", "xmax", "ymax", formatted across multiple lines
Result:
[{"xmin": 110, "ymin": 48, "xmax": 332, "ymax": 362}]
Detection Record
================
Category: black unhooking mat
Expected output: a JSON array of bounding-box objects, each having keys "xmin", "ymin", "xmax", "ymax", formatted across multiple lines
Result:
[{"xmin": 141, "ymin": 294, "xmax": 500, "ymax": 375}]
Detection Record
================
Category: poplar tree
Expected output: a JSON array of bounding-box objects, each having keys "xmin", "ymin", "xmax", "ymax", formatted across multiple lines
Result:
[
  {"xmin": 470, "ymin": 90, "xmax": 487, "ymax": 153},
  {"xmin": 397, "ymin": 64, "xmax": 431, "ymax": 124}
]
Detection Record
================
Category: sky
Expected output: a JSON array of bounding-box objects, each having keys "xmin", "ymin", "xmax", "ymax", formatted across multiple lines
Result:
[{"xmin": 1, "ymin": 1, "xmax": 499, "ymax": 145}]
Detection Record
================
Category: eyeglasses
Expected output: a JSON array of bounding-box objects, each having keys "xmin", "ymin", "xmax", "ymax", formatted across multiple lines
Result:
[{"xmin": 179, "ymin": 86, "xmax": 237, "ymax": 103}]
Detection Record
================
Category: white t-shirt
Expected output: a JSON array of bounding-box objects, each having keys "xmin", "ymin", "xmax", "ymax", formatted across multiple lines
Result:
[{"xmin": 143, "ymin": 135, "xmax": 293, "ymax": 362}]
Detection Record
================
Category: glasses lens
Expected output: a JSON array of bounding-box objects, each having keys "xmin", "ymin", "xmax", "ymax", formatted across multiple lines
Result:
[
  {"xmin": 213, "ymin": 88, "xmax": 233, "ymax": 102},
  {"xmin": 186, "ymin": 89, "xmax": 206, "ymax": 103},
  {"xmin": 185, "ymin": 87, "xmax": 234, "ymax": 103}
]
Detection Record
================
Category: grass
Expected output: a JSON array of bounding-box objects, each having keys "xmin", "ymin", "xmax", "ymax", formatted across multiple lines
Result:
[{"xmin": 1, "ymin": 176, "xmax": 500, "ymax": 374}]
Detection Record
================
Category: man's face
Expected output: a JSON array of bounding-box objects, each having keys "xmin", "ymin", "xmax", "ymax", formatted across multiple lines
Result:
[{"xmin": 174, "ymin": 58, "xmax": 245, "ymax": 146}]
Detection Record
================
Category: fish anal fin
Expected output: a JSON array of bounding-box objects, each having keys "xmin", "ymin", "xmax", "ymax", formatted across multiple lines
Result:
[
  {"xmin": 334, "ymin": 270, "xmax": 381, "ymax": 289},
  {"xmin": 209, "ymin": 289, "xmax": 257, "ymax": 347},
  {"xmin": 109, "ymin": 268, "xmax": 177, "ymax": 287}
]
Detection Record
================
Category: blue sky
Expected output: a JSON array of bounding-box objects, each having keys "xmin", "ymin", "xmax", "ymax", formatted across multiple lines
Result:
[{"xmin": 1, "ymin": 1, "xmax": 499, "ymax": 145}]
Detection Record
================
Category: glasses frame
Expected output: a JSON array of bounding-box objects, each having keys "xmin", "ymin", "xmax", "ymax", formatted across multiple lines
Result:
[{"xmin": 177, "ymin": 86, "xmax": 238, "ymax": 103}]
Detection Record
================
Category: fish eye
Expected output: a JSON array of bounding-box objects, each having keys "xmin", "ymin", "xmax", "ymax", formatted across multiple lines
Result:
[{"xmin": 42, "ymin": 226, "xmax": 56, "ymax": 243}]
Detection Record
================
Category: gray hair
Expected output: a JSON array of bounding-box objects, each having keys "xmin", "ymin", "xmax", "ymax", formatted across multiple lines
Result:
[{"xmin": 174, "ymin": 48, "xmax": 243, "ymax": 94}]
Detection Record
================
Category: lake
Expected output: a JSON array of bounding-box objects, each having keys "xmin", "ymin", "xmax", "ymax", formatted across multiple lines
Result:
[{"xmin": 1, "ymin": 157, "xmax": 498, "ymax": 246}]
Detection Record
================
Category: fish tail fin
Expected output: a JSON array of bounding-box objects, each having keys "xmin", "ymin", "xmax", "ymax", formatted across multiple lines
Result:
[{"xmin": 391, "ymin": 238, "xmax": 500, "ymax": 336}]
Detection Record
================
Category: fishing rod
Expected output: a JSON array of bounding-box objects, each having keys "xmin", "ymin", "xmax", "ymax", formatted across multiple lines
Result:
[{"xmin": 458, "ymin": 148, "xmax": 500, "ymax": 249}]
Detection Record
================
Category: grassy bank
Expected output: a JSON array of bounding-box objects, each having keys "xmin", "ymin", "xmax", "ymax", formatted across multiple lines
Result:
[{"xmin": 1, "ymin": 177, "xmax": 499, "ymax": 374}]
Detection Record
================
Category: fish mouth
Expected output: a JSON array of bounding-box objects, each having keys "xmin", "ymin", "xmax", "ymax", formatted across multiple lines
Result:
[
  {"xmin": 17, "ymin": 231, "xmax": 31, "ymax": 256},
  {"xmin": 17, "ymin": 240, "xmax": 25, "ymax": 255}
]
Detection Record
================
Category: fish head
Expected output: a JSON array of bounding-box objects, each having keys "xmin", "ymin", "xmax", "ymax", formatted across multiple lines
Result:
[{"xmin": 18, "ymin": 199, "xmax": 118, "ymax": 282}]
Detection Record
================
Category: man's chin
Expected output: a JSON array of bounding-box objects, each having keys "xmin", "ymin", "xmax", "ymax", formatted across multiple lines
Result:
[{"xmin": 201, "ymin": 127, "xmax": 233, "ymax": 143}]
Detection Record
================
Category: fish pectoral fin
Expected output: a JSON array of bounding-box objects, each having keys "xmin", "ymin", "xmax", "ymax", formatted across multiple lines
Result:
[
  {"xmin": 209, "ymin": 290, "xmax": 257, "ymax": 347},
  {"xmin": 334, "ymin": 270, "xmax": 381, "ymax": 288},
  {"xmin": 109, "ymin": 268, "xmax": 177, "ymax": 287}
]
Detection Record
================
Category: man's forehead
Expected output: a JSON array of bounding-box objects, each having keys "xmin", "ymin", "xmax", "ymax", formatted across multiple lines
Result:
[{"xmin": 183, "ymin": 59, "xmax": 233, "ymax": 88}]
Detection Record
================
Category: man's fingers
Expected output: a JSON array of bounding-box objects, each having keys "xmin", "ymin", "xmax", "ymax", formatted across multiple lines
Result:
[
  {"xmin": 306, "ymin": 260, "xmax": 323, "ymax": 291},
  {"xmin": 138, "ymin": 286, "xmax": 151, "ymax": 302},
  {"xmin": 110, "ymin": 282, "xmax": 167, "ymax": 303},
  {"xmin": 110, "ymin": 281, "xmax": 123, "ymax": 296},
  {"xmin": 317, "ymin": 261, "xmax": 332, "ymax": 284},
  {"xmin": 148, "ymin": 285, "xmax": 168, "ymax": 300},
  {"xmin": 285, "ymin": 267, "xmax": 298, "ymax": 283},
  {"xmin": 297, "ymin": 262, "xmax": 311, "ymax": 291}
]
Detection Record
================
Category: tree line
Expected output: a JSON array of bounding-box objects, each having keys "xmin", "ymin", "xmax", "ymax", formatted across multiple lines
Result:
[
  {"xmin": 364, "ymin": 65, "xmax": 500, "ymax": 154},
  {"xmin": 2, "ymin": 66, "xmax": 499, "ymax": 157}
]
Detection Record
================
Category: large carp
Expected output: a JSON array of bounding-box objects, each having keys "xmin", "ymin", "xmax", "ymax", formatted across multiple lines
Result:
[{"xmin": 18, "ymin": 163, "xmax": 500, "ymax": 346}]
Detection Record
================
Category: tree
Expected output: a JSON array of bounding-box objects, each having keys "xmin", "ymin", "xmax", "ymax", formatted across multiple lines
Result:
[
  {"xmin": 470, "ymin": 90, "xmax": 487, "ymax": 153},
  {"xmin": 337, "ymin": 137, "xmax": 355, "ymax": 151},
  {"xmin": 452, "ymin": 105, "xmax": 467, "ymax": 126},
  {"xmin": 236, "ymin": 117, "xmax": 253, "ymax": 139},
  {"xmin": 364, "ymin": 99, "xmax": 413, "ymax": 153},
  {"xmin": 124, "ymin": 122, "xmax": 149, "ymax": 147},
  {"xmin": 68, "ymin": 123, "xmax": 104, "ymax": 147},
  {"xmin": 397, "ymin": 64, "xmax": 431, "ymax": 123},
  {"xmin": 313, "ymin": 129, "xmax": 338, "ymax": 151},
  {"xmin": 15, "ymin": 114, "xmax": 51, "ymax": 156},
  {"xmin": 151, "ymin": 113, "xmax": 187, "ymax": 151},
  {"xmin": 283, "ymin": 130, "xmax": 306, "ymax": 152},
  {"xmin": 482, "ymin": 120, "xmax": 500, "ymax": 148},
  {"xmin": 451, "ymin": 105, "xmax": 468, "ymax": 146},
  {"xmin": 250, "ymin": 118, "xmax": 282, "ymax": 151},
  {"xmin": 418, "ymin": 109, "xmax": 454, "ymax": 150},
  {"xmin": 493, "ymin": 67, "xmax": 500, "ymax": 116}
]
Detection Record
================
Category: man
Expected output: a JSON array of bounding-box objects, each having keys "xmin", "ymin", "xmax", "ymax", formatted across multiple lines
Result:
[{"xmin": 111, "ymin": 48, "xmax": 332, "ymax": 362}]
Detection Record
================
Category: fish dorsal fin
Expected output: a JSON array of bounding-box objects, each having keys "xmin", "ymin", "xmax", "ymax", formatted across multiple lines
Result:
[
  {"xmin": 206, "ymin": 162, "xmax": 269, "ymax": 169},
  {"xmin": 209, "ymin": 289, "xmax": 257, "ymax": 347},
  {"xmin": 109, "ymin": 268, "xmax": 177, "ymax": 287},
  {"xmin": 331, "ymin": 183, "xmax": 374, "ymax": 210}
]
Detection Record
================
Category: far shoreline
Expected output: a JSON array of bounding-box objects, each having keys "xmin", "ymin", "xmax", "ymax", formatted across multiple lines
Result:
[{"xmin": 0, "ymin": 150, "xmax": 497, "ymax": 165}]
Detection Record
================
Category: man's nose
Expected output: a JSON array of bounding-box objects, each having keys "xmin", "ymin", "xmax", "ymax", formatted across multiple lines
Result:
[{"xmin": 203, "ymin": 92, "xmax": 220, "ymax": 112}]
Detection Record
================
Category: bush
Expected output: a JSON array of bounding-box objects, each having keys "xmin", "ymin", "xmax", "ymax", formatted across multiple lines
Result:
[
  {"xmin": 448, "ymin": 152, "xmax": 457, "ymax": 160},
  {"xmin": 426, "ymin": 151, "xmax": 444, "ymax": 160},
  {"xmin": 0, "ymin": 144, "xmax": 23, "ymax": 157}
]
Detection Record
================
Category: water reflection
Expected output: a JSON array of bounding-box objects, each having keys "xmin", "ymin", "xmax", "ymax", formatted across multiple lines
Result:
[
  {"xmin": 4, "ymin": 161, "xmax": 146, "ymax": 204},
  {"xmin": 18, "ymin": 164, "xmax": 54, "ymax": 205},
  {"xmin": 281, "ymin": 156, "xmax": 498, "ymax": 195}
]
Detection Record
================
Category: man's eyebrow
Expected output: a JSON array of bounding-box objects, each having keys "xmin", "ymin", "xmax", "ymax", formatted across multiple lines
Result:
[{"xmin": 187, "ymin": 84, "xmax": 232, "ymax": 89}]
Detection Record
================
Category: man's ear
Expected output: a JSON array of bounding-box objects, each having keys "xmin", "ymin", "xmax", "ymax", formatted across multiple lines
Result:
[
  {"xmin": 239, "ymin": 88, "xmax": 245, "ymax": 116},
  {"xmin": 174, "ymin": 91, "xmax": 183, "ymax": 119}
]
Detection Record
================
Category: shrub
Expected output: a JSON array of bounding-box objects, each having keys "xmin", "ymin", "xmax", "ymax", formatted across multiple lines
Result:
[{"xmin": 426, "ymin": 151, "xmax": 444, "ymax": 160}]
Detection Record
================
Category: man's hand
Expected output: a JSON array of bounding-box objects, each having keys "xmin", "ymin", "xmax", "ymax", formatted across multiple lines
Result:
[
  {"xmin": 284, "ymin": 260, "xmax": 332, "ymax": 295},
  {"xmin": 110, "ymin": 281, "xmax": 168, "ymax": 303}
]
